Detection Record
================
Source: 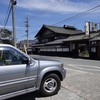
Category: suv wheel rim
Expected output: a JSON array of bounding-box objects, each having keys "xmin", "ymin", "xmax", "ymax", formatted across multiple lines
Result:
[{"xmin": 43, "ymin": 78, "xmax": 57, "ymax": 93}]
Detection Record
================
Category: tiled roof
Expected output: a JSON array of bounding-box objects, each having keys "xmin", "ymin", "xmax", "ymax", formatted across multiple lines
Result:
[
  {"xmin": 90, "ymin": 33, "xmax": 100, "ymax": 41},
  {"xmin": 31, "ymin": 39, "xmax": 66, "ymax": 47},
  {"xmin": 44, "ymin": 25, "xmax": 83, "ymax": 35},
  {"xmin": 45, "ymin": 39, "xmax": 66, "ymax": 45},
  {"xmin": 31, "ymin": 43, "xmax": 44, "ymax": 47},
  {"xmin": 64, "ymin": 32, "xmax": 99, "ymax": 42}
]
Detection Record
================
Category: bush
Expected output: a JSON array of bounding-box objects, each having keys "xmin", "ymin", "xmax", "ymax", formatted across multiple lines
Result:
[{"xmin": 79, "ymin": 50, "xmax": 89, "ymax": 57}]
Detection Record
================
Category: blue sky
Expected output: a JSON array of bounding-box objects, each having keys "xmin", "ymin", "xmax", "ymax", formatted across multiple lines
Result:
[{"xmin": 0, "ymin": 0, "xmax": 100, "ymax": 42}]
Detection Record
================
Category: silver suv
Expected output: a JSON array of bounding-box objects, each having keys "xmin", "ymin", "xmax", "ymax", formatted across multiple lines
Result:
[{"xmin": 0, "ymin": 44, "xmax": 66, "ymax": 100}]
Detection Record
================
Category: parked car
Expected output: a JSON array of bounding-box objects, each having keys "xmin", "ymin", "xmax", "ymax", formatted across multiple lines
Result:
[{"xmin": 0, "ymin": 44, "xmax": 66, "ymax": 100}]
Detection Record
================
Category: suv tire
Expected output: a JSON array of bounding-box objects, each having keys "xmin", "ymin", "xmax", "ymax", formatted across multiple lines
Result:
[{"xmin": 40, "ymin": 73, "xmax": 61, "ymax": 96}]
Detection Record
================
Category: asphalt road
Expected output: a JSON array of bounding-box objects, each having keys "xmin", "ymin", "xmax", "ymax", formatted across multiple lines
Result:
[
  {"xmin": 51, "ymin": 56, "xmax": 100, "ymax": 74},
  {"xmin": 7, "ymin": 55, "xmax": 100, "ymax": 100}
]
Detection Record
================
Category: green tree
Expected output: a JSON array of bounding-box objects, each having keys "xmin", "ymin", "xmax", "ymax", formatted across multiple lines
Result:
[{"xmin": 0, "ymin": 29, "xmax": 13, "ymax": 45}]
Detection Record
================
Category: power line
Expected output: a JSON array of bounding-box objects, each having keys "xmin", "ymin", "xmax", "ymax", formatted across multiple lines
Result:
[
  {"xmin": 3, "ymin": 1, "xmax": 12, "ymax": 29},
  {"xmin": 29, "ymin": 0, "xmax": 65, "ymax": 21},
  {"xmin": 53, "ymin": 4, "xmax": 100, "ymax": 25},
  {"xmin": 29, "ymin": 1, "xmax": 57, "ymax": 21},
  {"xmin": 25, "ymin": 4, "xmax": 100, "ymax": 40},
  {"xmin": 18, "ymin": 3, "xmax": 100, "ymax": 40},
  {"xmin": 29, "ymin": 1, "xmax": 50, "ymax": 19},
  {"xmin": 4, "ymin": 6, "xmax": 12, "ymax": 29},
  {"xmin": 18, "ymin": 0, "xmax": 66, "ymax": 40}
]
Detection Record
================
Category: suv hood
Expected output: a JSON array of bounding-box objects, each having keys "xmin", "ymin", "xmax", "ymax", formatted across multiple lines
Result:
[{"xmin": 32, "ymin": 57, "xmax": 63, "ymax": 67}]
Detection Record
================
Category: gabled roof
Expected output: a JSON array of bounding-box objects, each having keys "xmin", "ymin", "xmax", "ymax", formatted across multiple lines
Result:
[
  {"xmin": 64, "ymin": 32, "xmax": 99, "ymax": 42},
  {"xmin": 44, "ymin": 25, "xmax": 82, "ymax": 34},
  {"xmin": 90, "ymin": 33, "xmax": 100, "ymax": 41},
  {"xmin": 35, "ymin": 25, "xmax": 83, "ymax": 37}
]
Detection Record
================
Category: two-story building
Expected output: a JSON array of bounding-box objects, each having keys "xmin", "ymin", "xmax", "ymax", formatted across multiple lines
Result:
[
  {"xmin": 32, "ymin": 24, "xmax": 100, "ymax": 59},
  {"xmin": 31, "ymin": 24, "xmax": 83, "ymax": 56}
]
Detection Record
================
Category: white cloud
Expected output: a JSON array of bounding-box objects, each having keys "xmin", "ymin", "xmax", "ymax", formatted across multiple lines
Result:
[
  {"xmin": 0, "ymin": 25, "xmax": 12, "ymax": 29},
  {"xmin": 16, "ymin": 0, "xmax": 100, "ymax": 13},
  {"xmin": 0, "ymin": 25, "xmax": 25, "ymax": 30}
]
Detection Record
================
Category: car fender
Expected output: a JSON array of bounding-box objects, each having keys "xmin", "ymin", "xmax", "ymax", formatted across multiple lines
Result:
[{"xmin": 36, "ymin": 66, "xmax": 62, "ymax": 89}]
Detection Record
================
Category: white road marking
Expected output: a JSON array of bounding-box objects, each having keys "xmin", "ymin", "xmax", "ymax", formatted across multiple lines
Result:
[
  {"xmin": 64, "ymin": 67, "xmax": 87, "ymax": 74},
  {"xmin": 74, "ymin": 64, "xmax": 100, "ymax": 69},
  {"xmin": 67, "ymin": 64, "xmax": 100, "ymax": 72}
]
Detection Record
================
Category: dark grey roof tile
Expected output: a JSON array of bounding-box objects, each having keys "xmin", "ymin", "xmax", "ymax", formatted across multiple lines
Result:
[{"xmin": 44, "ymin": 25, "xmax": 83, "ymax": 35}]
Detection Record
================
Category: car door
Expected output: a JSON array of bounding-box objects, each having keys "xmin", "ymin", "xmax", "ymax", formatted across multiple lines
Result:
[
  {"xmin": 0, "ymin": 46, "xmax": 37, "ymax": 95},
  {"xmin": 25, "ymin": 57, "xmax": 38, "ymax": 88}
]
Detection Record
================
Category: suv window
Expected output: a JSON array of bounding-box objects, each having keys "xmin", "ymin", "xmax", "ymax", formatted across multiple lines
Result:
[{"xmin": 0, "ymin": 47, "xmax": 28, "ymax": 65}]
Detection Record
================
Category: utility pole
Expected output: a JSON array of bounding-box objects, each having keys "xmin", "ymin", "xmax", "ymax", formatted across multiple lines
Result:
[
  {"xmin": 11, "ymin": 0, "xmax": 17, "ymax": 47},
  {"xmin": 25, "ymin": 17, "xmax": 29, "ymax": 48}
]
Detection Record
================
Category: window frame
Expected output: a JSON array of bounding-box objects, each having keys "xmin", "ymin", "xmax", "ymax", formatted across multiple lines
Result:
[{"xmin": 0, "ymin": 46, "xmax": 29, "ymax": 66}]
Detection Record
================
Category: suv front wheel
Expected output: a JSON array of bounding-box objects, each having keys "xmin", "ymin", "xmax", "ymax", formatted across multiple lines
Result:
[{"xmin": 40, "ymin": 73, "xmax": 61, "ymax": 96}]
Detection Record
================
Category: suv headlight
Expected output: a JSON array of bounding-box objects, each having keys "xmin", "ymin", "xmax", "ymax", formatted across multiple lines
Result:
[{"xmin": 58, "ymin": 63, "xmax": 64, "ymax": 69}]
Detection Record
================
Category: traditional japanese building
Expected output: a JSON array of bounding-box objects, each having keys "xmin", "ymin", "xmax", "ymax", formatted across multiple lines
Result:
[
  {"xmin": 63, "ymin": 31, "xmax": 100, "ymax": 59},
  {"xmin": 31, "ymin": 24, "xmax": 100, "ymax": 59},
  {"xmin": 32, "ymin": 24, "xmax": 83, "ymax": 56},
  {"xmin": 90, "ymin": 31, "xmax": 100, "ymax": 59}
]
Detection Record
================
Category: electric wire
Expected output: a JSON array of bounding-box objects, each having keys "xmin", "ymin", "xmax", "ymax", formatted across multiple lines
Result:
[
  {"xmin": 28, "ymin": 0, "xmax": 66, "ymax": 38},
  {"xmin": 27, "ymin": 4, "xmax": 100, "ymax": 39},
  {"xmin": 29, "ymin": 1, "xmax": 57, "ymax": 21},
  {"xmin": 4, "ymin": 6, "xmax": 12, "ymax": 29},
  {"xmin": 3, "ymin": 1, "xmax": 12, "ymax": 29},
  {"xmin": 18, "ymin": 0, "xmax": 65, "ymax": 40},
  {"xmin": 4, "ymin": 1, "xmax": 10, "ymax": 26},
  {"xmin": 29, "ymin": 0, "xmax": 65, "ymax": 21},
  {"xmin": 53, "ymin": 4, "xmax": 100, "ymax": 25},
  {"xmin": 29, "ymin": 1, "xmax": 50, "ymax": 19},
  {"xmin": 18, "ymin": 2, "xmax": 100, "ymax": 40},
  {"xmin": 16, "ymin": 1, "xmax": 55, "ymax": 30},
  {"xmin": 26, "ymin": 1, "xmax": 61, "ymax": 40}
]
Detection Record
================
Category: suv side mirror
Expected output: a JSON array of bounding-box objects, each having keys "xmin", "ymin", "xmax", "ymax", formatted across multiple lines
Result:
[
  {"xmin": 22, "ymin": 58, "xmax": 31, "ymax": 65},
  {"xmin": 27, "ymin": 58, "xmax": 31, "ymax": 65}
]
